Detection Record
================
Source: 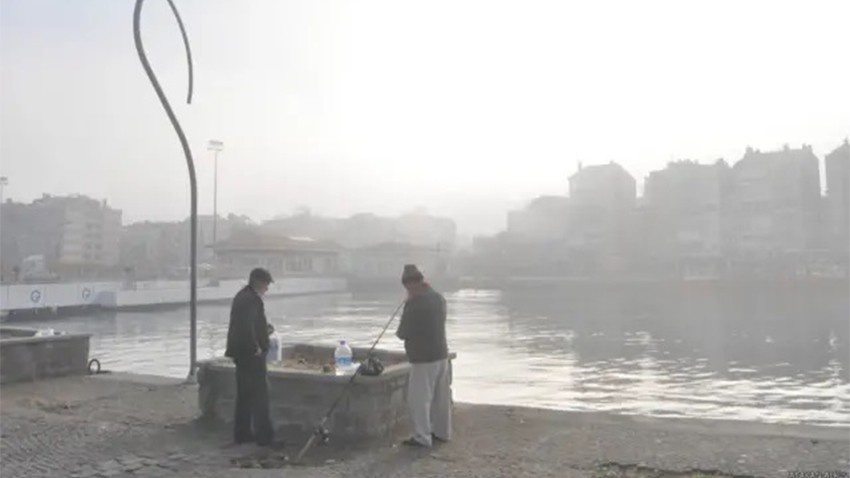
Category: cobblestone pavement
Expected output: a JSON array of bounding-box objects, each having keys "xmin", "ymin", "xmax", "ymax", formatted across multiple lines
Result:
[
  {"xmin": 1, "ymin": 373, "xmax": 847, "ymax": 478},
  {"xmin": 0, "ymin": 374, "xmax": 236, "ymax": 477}
]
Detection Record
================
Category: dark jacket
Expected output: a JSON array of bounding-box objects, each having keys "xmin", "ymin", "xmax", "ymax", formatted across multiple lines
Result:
[
  {"xmin": 225, "ymin": 286, "xmax": 270, "ymax": 360},
  {"xmin": 395, "ymin": 286, "xmax": 448, "ymax": 363}
]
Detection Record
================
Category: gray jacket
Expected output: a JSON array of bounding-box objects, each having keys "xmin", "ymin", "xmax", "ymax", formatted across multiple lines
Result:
[{"xmin": 396, "ymin": 286, "xmax": 448, "ymax": 363}]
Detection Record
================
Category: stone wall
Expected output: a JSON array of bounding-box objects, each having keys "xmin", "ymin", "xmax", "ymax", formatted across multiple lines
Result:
[
  {"xmin": 197, "ymin": 344, "xmax": 455, "ymax": 442},
  {"xmin": 0, "ymin": 328, "xmax": 91, "ymax": 384}
]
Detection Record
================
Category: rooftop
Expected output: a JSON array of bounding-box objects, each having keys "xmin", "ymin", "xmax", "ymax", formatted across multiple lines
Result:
[
  {"xmin": 354, "ymin": 241, "xmax": 441, "ymax": 253},
  {"xmin": 211, "ymin": 228, "xmax": 341, "ymax": 253},
  {"xmin": 569, "ymin": 161, "xmax": 634, "ymax": 182},
  {"xmin": 825, "ymin": 138, "xmax": 850, "ymax": 161},
  {"xmin": 736, "ymin": 144, "xmax": 818, "ymax": 169}
]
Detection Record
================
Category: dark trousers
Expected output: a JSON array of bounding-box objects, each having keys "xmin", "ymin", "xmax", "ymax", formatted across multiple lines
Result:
[{"xmin": 233, "ymin": 356, "xmax": 274, "ymax": 444}]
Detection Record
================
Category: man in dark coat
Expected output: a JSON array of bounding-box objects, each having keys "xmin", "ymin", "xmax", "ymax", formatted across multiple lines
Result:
[
  {"xmin": 225, "ymin": 268, "xmax": 275, "ymax": 445},
  {"xmin": 395, "ymin": 264, "xmax": 452, "ymax": 447}
]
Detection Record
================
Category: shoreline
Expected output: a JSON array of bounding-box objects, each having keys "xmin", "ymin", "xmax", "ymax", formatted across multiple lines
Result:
[
  {"xmin": 470, "ymin": 402, "xmax": 850, "ymax": 441},
  {"xmin": 444, "ymin": 400, "xmax": 850, "ymax": 434},
  {"xmin": 457, "ymin": 275, "xmax": 850, "ymax": 290},
  {"xmin": 1, "ymin": 372, "xmax": 847, "ymax": 477}
]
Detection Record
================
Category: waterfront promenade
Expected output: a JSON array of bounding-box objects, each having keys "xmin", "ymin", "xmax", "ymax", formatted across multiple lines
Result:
[
  {"xmin": 0, "ymin": 373, "xmax": 847, "ymax": 478},
  {"xmin": 0, "ymin": 277, "xmax": 347, "ymax": 315}
]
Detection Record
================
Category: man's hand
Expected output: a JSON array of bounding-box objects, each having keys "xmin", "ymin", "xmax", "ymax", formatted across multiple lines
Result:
[{"xmin": 255, "ymin": 347, "xmax": 263, "ymax": 356}]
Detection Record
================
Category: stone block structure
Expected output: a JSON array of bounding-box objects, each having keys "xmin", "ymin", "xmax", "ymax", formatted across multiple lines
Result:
[
  {"xmin": 0, "ymin": 327, "xmax": 91, "ymax": 384},
  {"xmin": 197, "ymin": 344, "xmax": 455, "ymax": 442}
]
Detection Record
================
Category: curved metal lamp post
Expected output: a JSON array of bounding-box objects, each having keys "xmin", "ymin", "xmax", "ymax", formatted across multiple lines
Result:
[{"xmin": 132, "ymin": 0, "xmax": 199, "ymax": 381}]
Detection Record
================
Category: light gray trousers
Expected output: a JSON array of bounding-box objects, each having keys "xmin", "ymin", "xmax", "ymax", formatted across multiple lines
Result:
[{"xmin": 407, "ymin": 358, "xmax": 452, "ymax": 446}]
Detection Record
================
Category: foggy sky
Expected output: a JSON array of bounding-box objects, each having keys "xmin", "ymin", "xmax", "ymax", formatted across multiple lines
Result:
[{"xmin": 1, "ymin": 0, "xmax": 849, "ymax": 235}]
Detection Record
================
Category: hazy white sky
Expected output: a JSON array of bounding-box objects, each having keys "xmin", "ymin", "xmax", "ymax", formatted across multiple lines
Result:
[{"xmin": 1, "ymin": 0, "xmax": 848, "ymax": 234}]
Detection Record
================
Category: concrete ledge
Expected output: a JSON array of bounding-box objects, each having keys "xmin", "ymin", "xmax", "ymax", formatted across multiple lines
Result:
[
  {"xmin": 0, "ymin": 327, "xmax": 91, "ymax": 384},
  {"xmin": 198, "ymin": 345, "xmax": 456, "ymax": 442},
  {"xmin": 0, "ymin": 326, "xmax": 45, "ymax": 338}
]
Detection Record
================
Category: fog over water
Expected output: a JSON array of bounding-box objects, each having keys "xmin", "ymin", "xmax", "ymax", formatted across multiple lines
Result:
[{"xmin": 24, "ymin": 286, "xmax": 849, "ymax": 427}]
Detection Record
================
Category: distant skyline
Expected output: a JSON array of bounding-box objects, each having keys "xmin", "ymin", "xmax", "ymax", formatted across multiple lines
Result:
[
  {"xmin": 6, "ymin": 138, "xmax": 846, "ymax": 228},
  {"xmin": 2, "ymin": 0, "xmax": 849, "ymax": 234}
]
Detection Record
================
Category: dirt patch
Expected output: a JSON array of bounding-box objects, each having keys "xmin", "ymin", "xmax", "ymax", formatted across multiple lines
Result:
[
  {"xmin": 230, "ymin": 441, "xmax": 365, "ymax": 469},
  {"xmin": 593, "ymin": 463, "xmax": 751, "ymax": 478},
  {"xmin": 17, "ymin": 397, "xmax": 80, "ymax": 414},
  {"xmin": 268, "ymin": 356, "xmax": 336, "ymax": 374},
  {"xmin": 267, "ymin": 353, "xmax": 405, "ymax": 374}
]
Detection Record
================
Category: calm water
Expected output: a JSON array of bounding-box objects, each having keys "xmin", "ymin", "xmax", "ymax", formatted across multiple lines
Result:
[{"xmin": 21, "ymin": 286, "xmax": 850, "ymax": 427}]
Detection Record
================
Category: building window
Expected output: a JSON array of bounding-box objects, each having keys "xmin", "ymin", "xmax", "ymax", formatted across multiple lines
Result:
[{"xmin": 285, "ymin": 256, "xmax": 314, "ymax": 272}]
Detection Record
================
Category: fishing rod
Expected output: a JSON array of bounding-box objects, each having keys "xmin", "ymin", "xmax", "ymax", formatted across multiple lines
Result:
[{"xmin": 294, "ymin": 299, "xmax": 406, "ymax": 463}]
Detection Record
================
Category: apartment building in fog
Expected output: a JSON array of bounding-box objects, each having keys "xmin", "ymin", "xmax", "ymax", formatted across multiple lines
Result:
[
  {"xmin": 824, "ymin": 139, "xmax": 850, "ymax": 254},
  {"xmin": 727, "ymin": 145, "xmax": 821, "ymax": 255},
  {"xmin": 0, "ymin": 194, "xmax": 121, "ymax": 280}
]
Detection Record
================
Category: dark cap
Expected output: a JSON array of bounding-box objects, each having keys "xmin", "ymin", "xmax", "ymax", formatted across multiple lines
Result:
[
  {"xmin": 249, "ymin": 267, "xmax": 274, "ymax": 284},
  {"xmin": 401, "ymin": 264, "xmax": 424, "ymax": 284}
]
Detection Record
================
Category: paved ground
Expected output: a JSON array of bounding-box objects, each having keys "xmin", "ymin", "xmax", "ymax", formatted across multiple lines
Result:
[{"xmin": 0, "ymin": 373, "xmax": 847, "ymax": 478}]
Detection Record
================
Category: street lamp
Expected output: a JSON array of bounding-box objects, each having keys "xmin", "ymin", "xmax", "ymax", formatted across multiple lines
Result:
[
  {"xmin": 133, "ymin": 0, "xmax": 199, "ymax": 382},
  {"xmin": 0, "ymin": 176, "xmax": 8, "ymax": 204},
  {"xmin": 0, "ymin": 177, "xmax": 6, "ymax": 282},
  {"xmin": 208, "ymin": 140, "xmax": 223, "ymax": 245}
]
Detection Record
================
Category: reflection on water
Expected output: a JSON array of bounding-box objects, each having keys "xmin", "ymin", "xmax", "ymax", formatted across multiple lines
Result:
[{"xmin": 22, "ymin": 286, "xmax": 849, "ymax": 427}]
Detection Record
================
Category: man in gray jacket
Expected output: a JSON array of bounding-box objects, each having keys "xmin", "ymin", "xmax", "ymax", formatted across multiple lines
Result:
[{"xmin": 396, "ymin": 264, "xmax": 452, "ymax": 447}]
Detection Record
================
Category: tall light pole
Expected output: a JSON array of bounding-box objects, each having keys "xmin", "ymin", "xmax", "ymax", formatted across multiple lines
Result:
[
  {"xmin": 208, "ymin": 140, "xmax": 223, "ymax": 245},
  {"xmin": 0, "ymin": 177, "xmax": 7, "ymax": 280},
  {"xmin": 0, "ymin": 176, "xmax": 7, "ymax": 205}
]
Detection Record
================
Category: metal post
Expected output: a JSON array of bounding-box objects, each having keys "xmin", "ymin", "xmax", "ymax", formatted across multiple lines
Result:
[
  {"xmin": 213, "ymin": 150, "xmax": 218, "ymax": 242},
  {"xmin": 189, "ymin": 194, "xmax": 198, "ymax": 383},
  {"xmin": 0, "ymin": 176, "xmax": 7, "ymax": 206},
  {"xmin": 0, "ymin": 177, "xmax": 7, "ymax": 281},
  {"xmin": 208, "ymin": 140, "xmax": 224, "ymax": 246}
]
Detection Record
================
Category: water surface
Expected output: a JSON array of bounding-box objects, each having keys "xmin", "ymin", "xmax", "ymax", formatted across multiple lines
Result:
[{"xmin": 22, "ymin": 286, "xmax": 849, "ymax": 427}]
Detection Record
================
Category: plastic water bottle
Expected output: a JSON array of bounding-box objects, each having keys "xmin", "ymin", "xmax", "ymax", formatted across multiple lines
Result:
[
  {"xmin": 334, "ymin": 340, "xmax": 353, "ymax": 375},
  {"xmin": 266, "ymin": 330, "xmax": 281, "ymax": 363}
]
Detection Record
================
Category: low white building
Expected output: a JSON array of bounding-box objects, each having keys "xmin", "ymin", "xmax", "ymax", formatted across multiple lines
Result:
[{"xmin": 212, "ymin": 229, "xmax": 342, "ymax": 279}]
